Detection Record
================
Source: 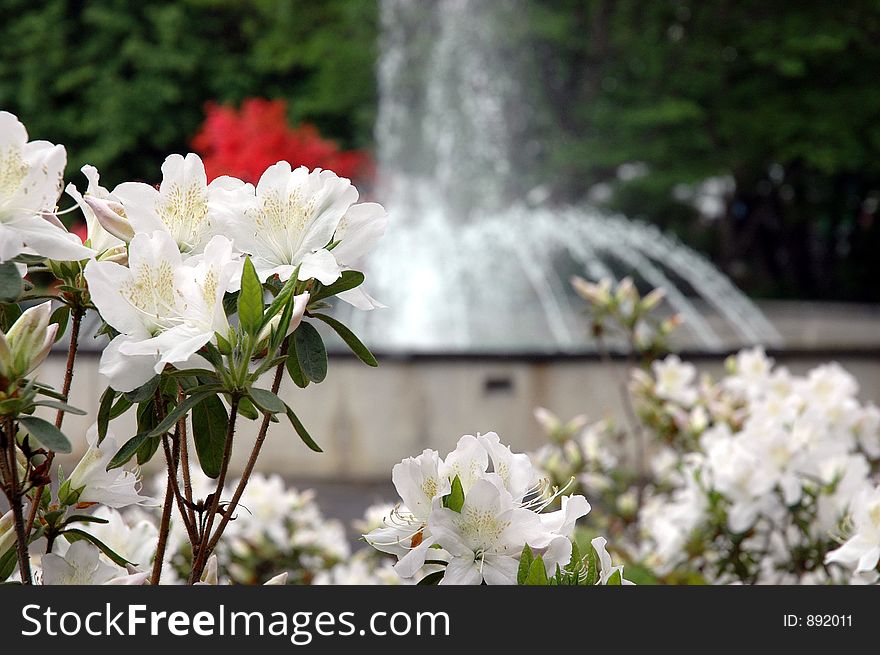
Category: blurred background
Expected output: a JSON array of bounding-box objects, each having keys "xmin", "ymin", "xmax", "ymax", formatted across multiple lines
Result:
[{"xmin": 5, "ymin": 0, "xmax": 880, "ymax": 524}]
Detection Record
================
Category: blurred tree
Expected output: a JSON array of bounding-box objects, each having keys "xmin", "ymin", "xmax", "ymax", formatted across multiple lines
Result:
[
  {"xmin": 528, "ymin": 0, "xmax": 880, "ymax": 300},
  {"xmin": 0, "ymin": 0, "xmax": 378, "ymax": 187}
]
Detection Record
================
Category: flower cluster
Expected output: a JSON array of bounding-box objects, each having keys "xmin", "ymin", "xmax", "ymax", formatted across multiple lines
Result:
[
  {"xmin": 160, "ymin": 473, "xmax": 349, "ymax": 585},
  {"xmin": 79, "ymin": 149, "xmax": 386, "ymax": 391},
  {"xmin": 634, "ymin": 348, "xmax": 880, "ymax": 583},
  {"xmin": 0, "ymin": 111, "xmax": 386, "ymax": 586},
  {"xmin": 571, "ymin": 275, "xmax": 679, "ymax": 357},
  {"xmin": 365, "ymin": 432, "xmax": 631, "ymax": 585}
]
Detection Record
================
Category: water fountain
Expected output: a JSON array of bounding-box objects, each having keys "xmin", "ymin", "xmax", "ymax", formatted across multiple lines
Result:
[{"xmin": 348, "ymin": 0, "xmax": 783, "ymax": 352}]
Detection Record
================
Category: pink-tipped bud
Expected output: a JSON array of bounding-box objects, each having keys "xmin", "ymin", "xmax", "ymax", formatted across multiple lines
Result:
[{"xmin": 83, "ymin": 196, "xmax": 134, "ymax": 242}]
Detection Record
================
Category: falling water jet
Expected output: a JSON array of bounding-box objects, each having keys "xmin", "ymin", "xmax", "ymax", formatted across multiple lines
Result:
[{"xmin": 348, "ymin": 0, "xmax": 783, "ymax": 353}]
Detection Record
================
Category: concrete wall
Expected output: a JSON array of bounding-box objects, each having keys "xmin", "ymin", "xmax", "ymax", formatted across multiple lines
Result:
[{"xmin": 38, "ymin": 349, "xmax": 880, "ymax": 480}]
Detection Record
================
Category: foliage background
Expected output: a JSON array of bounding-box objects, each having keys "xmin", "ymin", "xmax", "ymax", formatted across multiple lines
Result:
[{"xmin": 2, "ymin": 0, "xmax": 879, "ymax": 301}]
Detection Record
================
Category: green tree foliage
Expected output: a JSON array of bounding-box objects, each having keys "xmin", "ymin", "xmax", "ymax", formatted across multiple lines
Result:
[
  {"xmin": 0, "ymin": 0, "xmax": 377, "ymax": 187},
  {"xmin": 527, "ymin": 0, "xmax": 880, "ymax": 300}
]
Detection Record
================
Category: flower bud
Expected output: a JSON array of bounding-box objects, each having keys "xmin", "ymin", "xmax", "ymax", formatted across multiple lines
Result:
[
  {"xmin": 256, "ymin": 291, "xmax": 310, "ymax": 344},
  {"xmin": 0, "ymin": 510, "xmax": 15, "ymax": 556},
  {"xmin": 97, "ymin": 244, "xmax": 128, "ymax": 266},
  {"xmin": 571, "ymin": 276, "xmax": 611, "ymax": 306},
  {"xmin": 0, "ymin": 302, "xmax": 57, "ymax": 381},
  {"xmin": 83, "ymin": 196, "xmax": 135, "ymax": 242},
  {"xmin": 640, "ymin": 287, "xmax": 666, "ymax": 312}
]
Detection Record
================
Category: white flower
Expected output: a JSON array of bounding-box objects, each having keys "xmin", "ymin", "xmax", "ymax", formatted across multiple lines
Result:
[
  {"xmin": 312, "ymin": 553, "xmax": 407, "ymax": 586},
  {"xmin": 220, "ymin": 162, "xmax": 358, "ymax": 285},
  {"xmin": 429, "ymin": 476, "xmax": 550, "ymax": 585},
  {"xmin": 477, "ymin": 431, "xmax": 541, "ymax": 502},
  {"xmin": 41, "ymin": 541, "xmax": 124, "ymax": 585},
  {"xmin": 64, "ymin": 165, "xmax": 128, "ymax": 252},
  {"xmin": 80, "ymin": 507, "xmax": 158, "ymax": 570},
  {"xmin": 329, "ymin": 202, "xmax": 388, "ymax": 309},
  {"xmin": 591, "ymin": 536, "xmax": 634, "ymax": 585},
  {"xmin": 652, "ymin": 355, "xmax": 698, "ymax": 406},
  {"xmin": 439, "ymin": 434, "xmax": 489, "ymax": 493},
  {"xmin": 826, "ymin": 484, "xmax": 880, "ymax": 574},
  {"xmin": 0, "ymin": 301, "xmax": 57, "ymax": 380},
  {"xmin": 365, "ymin": 449, "xmax": 450, "ymax": 577},
  {"xmin": 113, "ymin": 153, "xmax": 248, "ymax": 253},
  {"xmin": 0, "ymin": 111, "xmax": 95, "ymax": 263},
  {"xmin": 85, "ymin": 231, "xmax": 240, "ymax": 391},
  {"xmin": 67, "ymin": 426, "xmax": 153, "ymax": 508}
]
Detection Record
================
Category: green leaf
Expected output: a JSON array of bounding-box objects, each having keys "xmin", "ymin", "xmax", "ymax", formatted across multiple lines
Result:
[
  {"xmin": 583, "ymin": 544, "xmax": 599, "ymax": 586},
  {"xmin": 107, "ymin": 432, "xmax": 151, "ymax": 470},
  {"xmin": 0, "ymin": 261, "xmax": 23, "ymax": 303},
  {"xmin": 0, "ymin": 548, "xmax": 16, "ymax": 582},
  {"xmin": 517, "ymin": 544, "xmax": 534, "ymax": 585},
  {"xmin": 283, "ymin": 404, "xmax": 322, "ymax": 452},
  {"xmin": 123, "ymin": 376, "xmax": 159, "ymax": 404},
  {"xmin": 416, "ymin": 570, "xmax": 445, "ymax": 585},
  {"xmin": 97, "ymin": 387, "xmax": 116, "ymax": 442},
  {"xmin": 285, "ymin": 347, "xmax": 310, "ymax": 388},
  {"xmin": 248, "ymin": 387, "xmax": 285, "ymax": 414},
  {"xmin": 260, "ymin": 273, "xmax": 298, "ymax": 331},
  {"xmin": 63, "ymin": 529, "xmax": 132, "ymax": 567},
  {"xmin": 32, "ymin": 399, "xmax": 86, "ymax": 415},
  {"xmin": 606, "ymin": 569, "xmax": 623, "ymax": 586},
  {"xmin": 109, "ymin": 396, "xmax": 133, "ymax": 420},
  {"xmin": 311, "ymin": 312, "xmax": 378, "ymax": 367},
  {"xmin": 136, "ymin": 433, "xmax": 161, "ymax": 466},
  {"xmin": 191, "ymin": 394, "xmax": 228, "ymax": 478},
  {"xmin": 237, "ymin": 256, "xmax": 263, "ymax": 336},
  {"xmin": 18, "ymin": 416, "xmax": 72, "ymax": 453},
  {"xmin": 145, "ymin": 391, "xmax": 214, "ymax": 440},
  {"xmin": 63, "ymin": 515, "xmax": 110, "ymax": 527},
  {"xmin": 524, "ymin": 556, "xmax": 549, "ymax": 586},
  {"xmin": 49, "ymin": 305, "xmax": 70, "ymax": 343},
  {"xmin": 293, "ymin": 322, "xmax": 327, "ymax": 383},
  {"xmin": 0, "ymin": 303, "xmax": 22, "ymax": 332},
  {"xmin": 309, "ymin": 270, "xmax": 364, "ymax": 302},
  {"xmin": 442, "ymin": 475, "xmax": 465, "ymax": 513},
  {"xmin": 237, "ymin": 396, "xmax": 259, "ymax": 420}
]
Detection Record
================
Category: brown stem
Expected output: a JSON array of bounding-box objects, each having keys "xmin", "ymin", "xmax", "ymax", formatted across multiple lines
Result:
[
  {"xmin": 203, "ymin": 344, "xmax": 288, "ymax": 558},
  {"xmin": 3, "ymin": 419, "xmax": 31, "ymax": 584},
  {"xmin": 150, "ymin": 467, "xmax": 175, "ymax": 585},
  {"xmin": 176, "ymin": 386, "xmax": 196, "ymax": 530},
  {"xmin": 189, "ymin": 394, "xmax": 240, "ymax": 583},
  {"xmin": 161, "ymin": 431, "xmax": 198, "ymax": 546},
  {"xmin": 55, "ymin": 305, "xmax": 83, "ymax": 429},
  {"xmin": 24, "ymin": 304, "xmax": 84, "ymax": 537}
]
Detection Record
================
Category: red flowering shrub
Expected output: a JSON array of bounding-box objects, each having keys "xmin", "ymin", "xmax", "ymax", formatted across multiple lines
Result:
[{"xmin": 192, "ymin": 98, "xmax": 372, "ymax": 184}]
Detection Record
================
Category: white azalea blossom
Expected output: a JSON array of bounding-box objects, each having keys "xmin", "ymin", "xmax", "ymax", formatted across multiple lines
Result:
[
  {"xmin": 41, "ymin": 541, "xmax": 126, "ymax": 585},
  {"xmin": 651, "ymin": 355, "xmax": 698, "ymax": 406},
  {"xmin": 66, "ymin": 426, "xmax": 153, "ymax": 509},
  {"xmin": 826, "ymin": 484, "xmax": 880, "ymax": 575},
  {"xmin": 84, "ymin": 231, "xmax": 241, "ymax": 391},
  {"xmin": 429, "ymin": 476, "xmax": 548, "ymax": 585},
  {"xmin": 112, "ymin": 153, "xmax": 248, "ymax": 253},
  {"xmin": 64, "ymin": 165, "xmax": 128, "ymax": 253},
  {"xmin": 81, "ymin": 507, "xmax": 158, "ymax": 570},
  {"xmin": 0, "ymin": 111, "xmax": 94, "ymax": 263},
  {"xmin": 219, "ymin": 162, "xmax": 361, "ymax": 285},
  {"xmin": 367, "ymin": 432, "xmax": 606, "ymax": 585},
  {"xmin": 329, "ymin": 202, "xmax": 388, "ymax": 309},
  {"xmin": 591, "ymin": 536, "xmax": 635, "ymax": 585}
]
